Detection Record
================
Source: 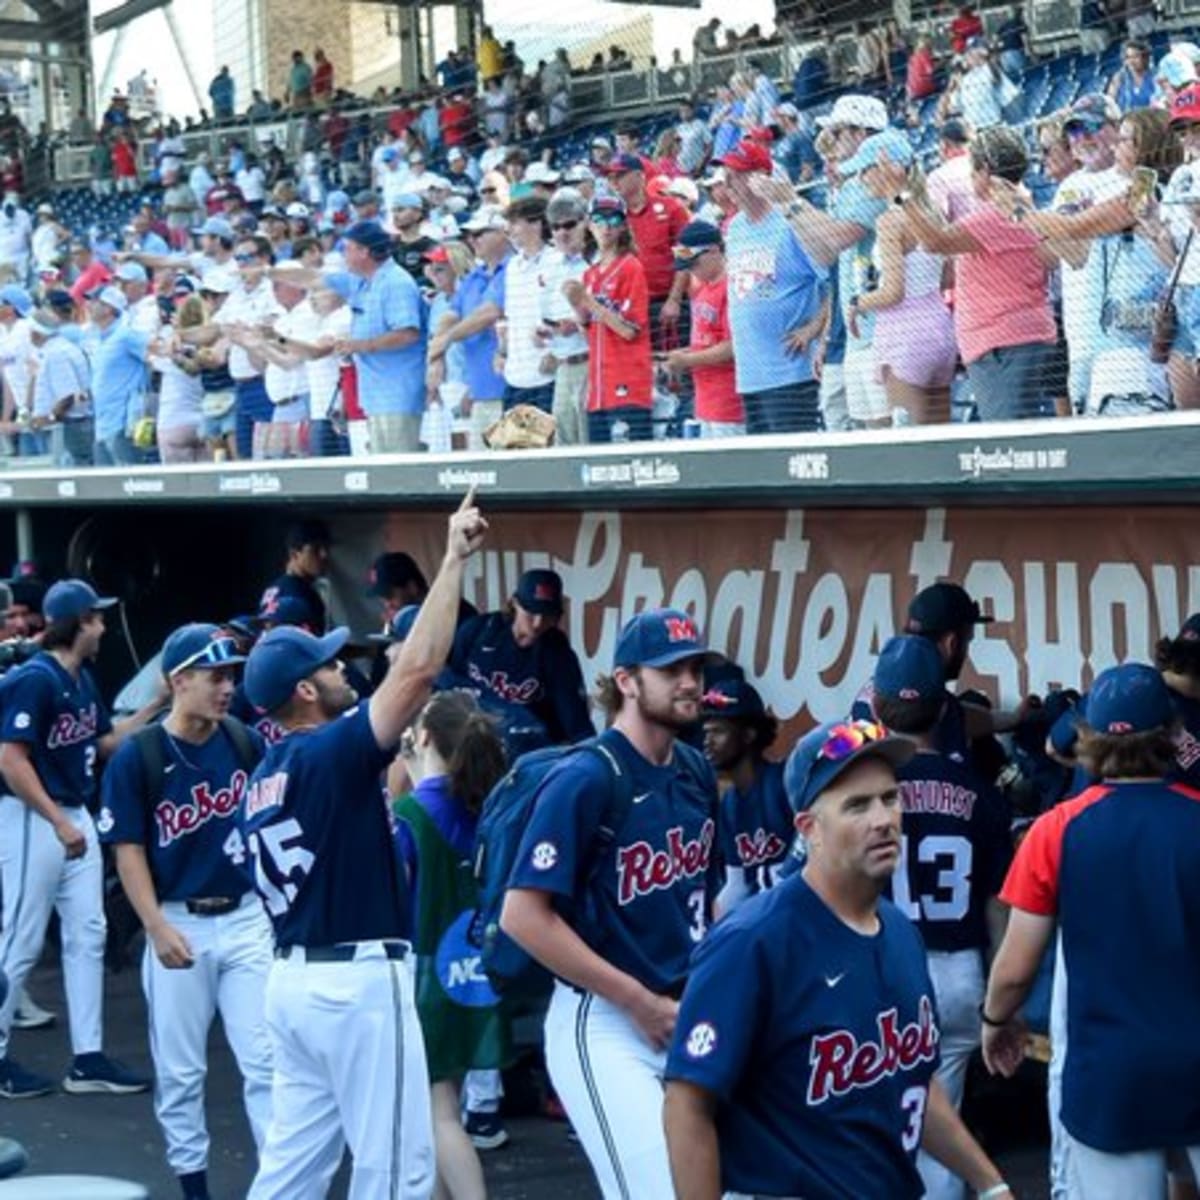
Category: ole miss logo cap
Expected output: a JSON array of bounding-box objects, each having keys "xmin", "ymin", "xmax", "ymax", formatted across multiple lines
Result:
[
  {"xmin": 873, "ymin": 635, "xmax": 945, "ymax": 703},
  {"xmin": 701, "ymin": 677, "xmax": 767, "ymax": 720},
  {"xmin": 1085, "ymin": 663, "xmax": 1177, "ymax": 735},
  {"xmin": 514, "ymin": 568, "xmax": 564, "ymax": 616},
  {"xmin": 613, "ymin": 607, "xmax": 722, "ymax": 671}
]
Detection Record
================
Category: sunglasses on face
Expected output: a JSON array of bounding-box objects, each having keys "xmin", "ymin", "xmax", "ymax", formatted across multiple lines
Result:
[
  {"xmin": 234, "ymin": 253, "xmax": 259, "ymax": 264},
  {"xmin": 480, "ymin": 187, "xmax": 498, "ymax": 195},
  {"xmin": 551, "ymin": 219, "xmax": 580, "ymax": 231},
  {"xmin": 817, "ymin": 720, "xmax": 889, "ymax": 764},
  {"xmin": 169, "ymin": 636, "xmax": 242, "ymax": 676},
  {"xmin": 591, "ymin": 213, "xmax": 625, "ymax": 226}
]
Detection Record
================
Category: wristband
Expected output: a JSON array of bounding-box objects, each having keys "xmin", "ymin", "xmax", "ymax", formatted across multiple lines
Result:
[
  {"xmin": 978, "ymin": 1185, "xmax": 1012, "ymax": 1199},
  {"xmin": 979, "ymin": 1005, "xmax": 1007, "ymax": 1028}
]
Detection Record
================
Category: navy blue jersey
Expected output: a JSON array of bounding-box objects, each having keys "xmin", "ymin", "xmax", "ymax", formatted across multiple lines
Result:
[
  {"xmin": 509, "ymin": 728, "xmax": 720, "ymax": 994},
  {"xmin": 1004, "ymin": 781, "xmax": 1200, "ymax": 1153},
  {"xmin": 0, "ymin": 653, "xmax": 113, "ymax": 807},
  {"xmin": 887, "ymin": 750, "xmax": 1011, "ymax": 953},
  {"xmin": 98, "ymin": 723, "xmax": 265, "ymax": 901},
  {"xmin": 239, "ymin": 704, "xmax": 409, "ymax": 949},
  {"xmin": 439, "ymin": 612, "xmax": 593, "ymax": 745},
  {"xmin": 229, "ymin": 684, "xmax": 287, "ymax": 745},
  {"xmin": 717, "ymin": 760, "xmax": 792, "ymax": 896},
  {"xmin": 853, "ymin": 679, "xmax": 971, "ymax": 762},
  {"xmin": 666, "ymin": 875, "xmax": 939, "ymax": 1200}
]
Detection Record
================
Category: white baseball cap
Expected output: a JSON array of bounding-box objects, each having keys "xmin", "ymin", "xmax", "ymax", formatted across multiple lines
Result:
[
  {"xmin": 814, "ymin": 94, "xmax": 889, "ymax": 132},
  {"xmin": 461, "ymin": 205, "xmax": 509, "ymax": 233},
  {"xmin": 525, "ymin": 162, "xmax": 563, "ymax": 185}
]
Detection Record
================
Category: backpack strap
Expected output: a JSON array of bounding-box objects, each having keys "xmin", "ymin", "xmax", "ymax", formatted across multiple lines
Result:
[
  {"xmin": 131, "ymin": 724, "xmax": 169, "ymax": 814},
  {"xmin": 219, "ymin": 715, "xmax": 260, "ymax": 773}
]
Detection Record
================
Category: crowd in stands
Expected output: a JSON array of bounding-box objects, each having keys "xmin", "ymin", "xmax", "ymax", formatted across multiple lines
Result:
[{"xmin": 3, "ymin": 9, "xmax": 1200, "ymax": 463}]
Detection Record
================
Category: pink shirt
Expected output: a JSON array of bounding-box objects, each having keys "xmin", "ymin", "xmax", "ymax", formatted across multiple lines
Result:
[{"xmin": 955, "ymin": 204, "xmax": 1056, "ymax": 364}]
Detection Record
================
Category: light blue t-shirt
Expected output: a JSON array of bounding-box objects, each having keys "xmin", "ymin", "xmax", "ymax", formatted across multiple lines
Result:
[
  {"xmin": 326, "ymin": 261, "xmax": 426, "ymax": 417},
  {"xmin": 833, "ymin": 177, "xmax": 888, "ymax": 349},
  {"xmin": 88, "ymin": 319, "xmax": 150, "ymax": 440},
  {"xmin": 725, "ymin": 208, "xmax": 827, "ymax": 396}
]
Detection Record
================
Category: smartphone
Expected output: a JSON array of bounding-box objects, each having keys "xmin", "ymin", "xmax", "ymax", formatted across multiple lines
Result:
[{"xmin": 1129, "ymin": 166, "xmax": 1157, "ymax": 219}]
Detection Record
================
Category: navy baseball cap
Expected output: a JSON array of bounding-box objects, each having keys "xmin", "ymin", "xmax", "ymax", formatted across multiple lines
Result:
[
  {"xmin": 162, "ymin": 623, "xmax": 247, "ymax": 676},
  {"xmin": 873, "ymin": 635, "xmax": 946, "ymax": 702},
  {"xmin": 369, "ymin": 604, "xmax": 421, "ymax": 645},
  {"xmin": 1177, "ymin": 613, "xmax": 1200, "ymax": 642},
  {"xmin": 701, "ymin": 677, "xmax": 766, "ymax": 720},
  {"xmin": 7, "ymin": 577, "xmax": 45, "ymax": 611},
  {"xmin": 604, "ymin": 152, "xmax": 644, "ymax": 175},
  {"xmin": 244, "ymin": 626, "xmax": 350, "ymax": 714},
  {"xmin": 343, "ymin": 219, "xmax": 395, "ymax": 258},
  {"xmin": 613, "ymin": 608, "xmax": 720, "ymax": 670},
  {"xmin": 905, "ymin": 582, "xmax": 993, "ymax": 636},
  {"xmin": 514, "ymin": 569, "xmax": 564, "ymax": 616},
  {"xmin": 43, "ymin": 580, "xmax": 118, "ymax": 622},
  {"xmin": 367, "ymin": 551, "xmax": 425, "ymax": 596},
  {"xmin": 257, "ymin": 593, "xmax": 322, "ymax": 630},
  {"xmin": 784, "ymin": 719, "xmax": 915, "ymax": 813},
  {"xmin": 673, "ymin": 220, "xmax": 722, "ymax": 269},
  {"xmin": 1085, "ymin": 663, "xmax": 1176, "ymax": 735}
]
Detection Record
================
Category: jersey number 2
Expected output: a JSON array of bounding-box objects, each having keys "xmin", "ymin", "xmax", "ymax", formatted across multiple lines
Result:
[{"xmin": 248, "ymin": 818, "xmax": 315, "ymax": 917}]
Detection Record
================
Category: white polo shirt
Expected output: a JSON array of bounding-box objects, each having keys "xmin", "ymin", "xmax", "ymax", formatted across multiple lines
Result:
[{"xmin": 502, "ymin": 245, "xmax": 555, "ymax": 389}]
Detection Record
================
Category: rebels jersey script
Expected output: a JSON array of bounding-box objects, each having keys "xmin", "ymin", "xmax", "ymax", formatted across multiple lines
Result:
[
  {"xmin": 99, "ymin": 723, "xmax": 265, "ymax": 901},
  {"xmin": 667, "ymin": 875, "xmax": 940, "ymax": 1199},
  {"xmin": 240, "ymin": 705, "xmax": 410, "ymax": 949},
  {"xmin": 888, "ymin": 750, "xmax": 1012, "ymax": 953},
  {"xmin": 510, "ymin": 728, "xmax": 720, "ymax": 994},
  {"xmin": 717, "ymin": 760, "xmax": 793, "ymax": 896},
  {"xmin": 1003, "ymin": 780, "xmax": 1200, "ymax": 1154},
  {"xmin": 0, "ymin": 653, "xmax": 113, "ymax": 807}
]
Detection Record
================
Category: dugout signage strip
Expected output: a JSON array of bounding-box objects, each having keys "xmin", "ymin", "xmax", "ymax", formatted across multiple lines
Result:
[{"xmin": 0, "ymin": 415, "xmax": 1197, "ymax": 508}]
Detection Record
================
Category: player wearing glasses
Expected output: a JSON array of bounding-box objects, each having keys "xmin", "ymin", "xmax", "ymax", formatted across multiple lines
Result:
[
  {"xmin": 100, "ymin": 623, "xmax": 271, "ymax": 1200},
  {"xmin": 664, "ymin": 719, "xmax": 1014, "ymax": 1200}
]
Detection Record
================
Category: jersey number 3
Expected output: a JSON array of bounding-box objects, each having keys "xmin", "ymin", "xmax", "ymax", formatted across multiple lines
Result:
[{"xmin": 248, "ymin": 818, "xmax": 315, "ymax": 917}]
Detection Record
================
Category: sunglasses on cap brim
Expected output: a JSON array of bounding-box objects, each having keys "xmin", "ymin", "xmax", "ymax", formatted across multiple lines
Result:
[{"xmin": 169, "ymin": 637, "xmax": 244, "ymax": 676}]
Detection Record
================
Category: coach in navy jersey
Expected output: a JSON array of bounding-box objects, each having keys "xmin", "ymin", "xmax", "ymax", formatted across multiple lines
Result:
[
  {"xmin": 985, "ymin": 663, "xmax": 1200, "ymax": 1199},
  {"xmin": 872, "ymin": 635, "xmax": 1013, "ymax": 1200},
  {"xmin": 664, "ymin": 717, "xmax": 1013, "ymax": 1200},
  {"xmin": 239, "ymin": 490, "xmax": 486, "ymax": 1200},
  {"xmin": 502, "ymin": 608, "xmax": 721, "ymax": 1200},
  {"xmin": 436, "ymin": 568, "xmax": 592, "ymax": 750},
  {"xmin": 0, "ymin": 579, "xmax": 162, "ymax": 1099},
  {"xmin": 101, "ymin": 624, "xmax": 272, "ymax": 1200},
  {"xmin": 701, "ymin": 677, "xmax": 792, "ymax": 912}
]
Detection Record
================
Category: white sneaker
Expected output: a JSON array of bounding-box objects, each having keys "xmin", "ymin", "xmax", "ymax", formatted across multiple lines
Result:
[{"xmin": 11, "ymin": 989, "xmax": 55, "ymax": 1031}]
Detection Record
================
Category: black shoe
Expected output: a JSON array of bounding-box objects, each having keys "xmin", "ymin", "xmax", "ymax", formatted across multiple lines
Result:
[{"xmin": 463, "ymin": 1109, "xmax": 509, "ymax": 1150}]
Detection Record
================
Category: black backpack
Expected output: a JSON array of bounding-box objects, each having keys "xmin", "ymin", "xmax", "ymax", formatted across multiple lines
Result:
[{"xmin": 131, "ymin": 718, "xmax": 261, "ymax": 801}]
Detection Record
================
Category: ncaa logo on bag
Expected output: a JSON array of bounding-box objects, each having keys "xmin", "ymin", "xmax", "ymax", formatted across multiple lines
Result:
[{"xmin": 435, "ymin": 911, "xmax": 500, "ymax": 1008}]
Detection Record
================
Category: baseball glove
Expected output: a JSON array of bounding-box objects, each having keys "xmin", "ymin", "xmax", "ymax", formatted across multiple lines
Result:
[{"xmin": 484, "ymin": 403, "xmax": 557, "ymax": 450}]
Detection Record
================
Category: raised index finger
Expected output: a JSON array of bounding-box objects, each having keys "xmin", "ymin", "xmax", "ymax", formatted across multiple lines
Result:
[{"xmin": 458, "ymin": 483, "xmax": 478, "ymax": 513}]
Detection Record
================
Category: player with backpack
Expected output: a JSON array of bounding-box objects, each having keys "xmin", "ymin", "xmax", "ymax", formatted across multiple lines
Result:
[
  {"xmin": 495, "ymin": 608, "xmax": 721, "ymax": 1200},
  {"xmin": 98, "ymin": 623, "xmax": 272, "ymax": 1200}
]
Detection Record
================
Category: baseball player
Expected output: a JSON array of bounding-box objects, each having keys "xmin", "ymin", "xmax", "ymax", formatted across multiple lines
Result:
[
  {"xmin": 0, "ymin": 579, "xmax": 162, "ymax": 1098},
  {"xmin": 664, "ymin": 718, "xmax": 1013, "ymax": 1200},
  {"xmin": 700, "ymin": 676, "xmax": 792, "ymax": 913},
  {"xmin": 872, "ymin": 635, "xmax": 1013, "ymax": 1200},
  {"xmin": 257, "ymin": 517, "xmax": 331, "ymax": 633},
  {"xmin": 437, "ymin": 568, "xmax": 593, "ymax": 752},
  {"xmin": 985, "ymin": 662, "xmax": 1200, "ymax": 1200},
  {"xmin": 239, "ymin": 489, "xmax": 486, "ymax": 1200},
  {"xmin": 99, "ymin": 623, "xmax": 273, "ymax": 1200},
  {"xmin": 501, "ymin": 608, "xmax": 721, "ymax": 1200}
]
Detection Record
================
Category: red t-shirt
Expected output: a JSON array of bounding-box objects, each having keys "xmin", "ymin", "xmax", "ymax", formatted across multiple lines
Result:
[
  {"xmin": 950, "ymin": 11, "xmax": 983, "ymax": 52},
  {"xmin": 584, "ymin": 253, "xmax": 652, "ymax": 411},
  {"xmin": 626, "ymin": 194, "xmax": 689, "ymax": 300},
  {"xmin": 68, "ymin": 261, "xmax": 113, "ymax": 307},
  {"xmin": 111, "ymin": 140, "xmax": 137, "ymax": 178},
  {"xmin": 907, "ymin": 46, "xmax": 937, "ymax": 99},
  {"xmin": 440, "ymin": 101, "xmax": 473, "ymax": 147},
  {"xmin": 313, "ymin": 60, "xmax": 333, "ymax": 99},
  {"xmin": 688, "ymin": 275, "xmax": 742, "ymax": 424},
  {"xmin": 388, "ymin": 109, "xmax": 417, "ymax": 139}
]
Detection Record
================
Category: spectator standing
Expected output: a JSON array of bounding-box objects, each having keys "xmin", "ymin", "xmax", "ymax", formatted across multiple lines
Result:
[
  {"xmin": 721, "ymin": 140, "xmax": 826, "ymax": 433},
  {"xmin": 888, "ymin": 127, "xmax": 1058, "ymax": 421},
  {"xmin": 288, "ymin": 50, "xmax": 314, "ymax": 109},
  {"xmin": 235, "ymin": 155, "xmax": 266, "ymax": 216},
  {"xmin": 388, "ymin": 195, "xmax": 439, "ymax": 282},
  {"xmin": 709, "ymin": 85, "xmax": 744, "ymax": 163},
  {"xmin": 772, "ymin": 103, "xmax": 818, "ymax": 184},
  {"xmin": 28, "ymin": 309, "xmax": 93, "ymax": 465},
  {"xmin": 907, "ymin": 35, "xmax": 938, "ymax": 103},
  {"xmin": 677, "ymin": 98, "xmax": 712, "ymax": 177},
  {"xmin": 605, "ymin": 153, "xmax": 689, "ymax": 348},
  {"xmin": 792, "ymin": 45, "xmax": 831, "ymax": 109},
  {"xmin": 312, "ymin": 49, "xmax": 334, "ymax": 106},
  {"xmin": 958, "ymin": 41, "xmax": 1006, "ymax": 131},
  {"xmin": 1108, "ymin": 41, "xmax": 1155, "ymax": 111},
  {"xmin": 0, "ymin": 286, "xmax": 34, "ymax": 444},
  {"xmin": 0, "ymin": 197, "xmax": 31, "ymax": 285},
  {"xmin": 666, "ymin": 221, "xmax": 742, "ymax": 438},
  {"xmin": 478, "ymin": 25, "xmax": 504, "ymax": 84},
  {"xmin": 326, "ymin": 220, "xmax": 427, "ymax": 453},
  {"xmin": 31, "ymin": 203, "xmax": 63, "ymax": 280},
  {"xmin": 152, "ymin": 286, "xmax": 206, "ymax": 463},
  {"xmin": 927, "ymin": 119, "xmax": 979, "ymax": 223},
  {"xmin": 86, "ymin": 285, "xmax": 151, "ymax": 465},
  {"xmin": 112, "ymin": 130, "xmax": 138, "ymax": 193},
  {"xmin": 1080, "ymin": 0, "xmax": 1110, "ymax": 53},
  {"xmin": 949, "ymin": 4, "xmax": 984, "ymax": 54},
  {"xmin": 89, "ymin": 134, "xmax": 114, "ymax": 198},
  {"xmin": 254, "ymin": 271, "xmax": 314, "ymax": 438},
  {"xmin": 67, "ymin": 107, "xmax": 92, "ymax": 144},
  {"xmin": 114, "ymin": 262, "xmax": 160, "ymax": 337},
  {"xmin": 565, "ymin": 195, "xmax": 654, "ymax": 443},
  {"xmin": 208, "ymin": 67, "xmax": 235, "ymax": 122},
  {"xmin": 996, "ymin": 6, "xmax": 1030, "ymax": 78},
  {"xmin": 539, "ymin": 190, "xmax": 591, "ymax": 445},
  {"xmin": 66, "ymin": 241, "xmax": 111, "ymax": 309},
  {"xmin": 161, "ymin": 169, "xmax": 198, "ymax": 250}
]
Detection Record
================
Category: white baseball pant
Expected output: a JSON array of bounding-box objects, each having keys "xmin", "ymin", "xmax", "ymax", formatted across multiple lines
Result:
[
  {"xmin": 143, "ymin": 894, "xmax": 274, "ymax": 1175},
  {"xmin": 0, "ymin": 797, "xmax": 104, "ymax": 1059},
  {"xmin": 1049, "ymin": 934, "xmax": 1071, "ymax": 1200},
  {"xmin": 1070, "ymin": 1139, "xmax": 1200, "ymax": 1199},
  {"xmin": 544, "ymin": 980, "xmax": 674, "ymax": 1200},
  {"xmin": 917, "ymin": 948, "xmax": 985, "ymax": 1200},
  {"xmin": 248, "ymin": 942, "xmax": 434, "ymax": 1200}
]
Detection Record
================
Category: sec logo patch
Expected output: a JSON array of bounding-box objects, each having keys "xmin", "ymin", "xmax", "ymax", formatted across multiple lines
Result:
[
  {"xmin": 685, "ymin": 1021, "xmax": 717, "ymax": 1059},
  {"xmin": 530, "ymin": 841, "xmax": 558, "ymax": 871},
  {"xmin": 96, "ymin": 808, "xmax": 114, "ymax": 835},
  {"xmin": 13, "ymin": 712, "xmax": 30, "ymax": 730}
]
